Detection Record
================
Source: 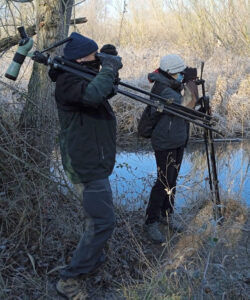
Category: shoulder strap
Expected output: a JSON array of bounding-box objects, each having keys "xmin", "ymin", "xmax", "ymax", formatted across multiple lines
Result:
[
  {"xmin": 56, "ymin": 102, "xmax": 83, "ymax": 112},
  {"xmin": 56, "ymin": 102, "xmax": 98, "ymax": 115},
  {"xmin": 56, "ymin": 101, "xmax": 114, "ymax": 118}
]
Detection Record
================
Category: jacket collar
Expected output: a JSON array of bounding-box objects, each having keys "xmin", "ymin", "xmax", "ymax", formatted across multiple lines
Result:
[{"xmin": 148, "ymin": 68, "xmax": 182, "ymax": 91}]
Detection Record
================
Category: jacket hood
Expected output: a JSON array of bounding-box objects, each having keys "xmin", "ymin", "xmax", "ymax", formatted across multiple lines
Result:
[{"xmin": 148, "ymin": 68, "xmax": 182, "ymax": 90}]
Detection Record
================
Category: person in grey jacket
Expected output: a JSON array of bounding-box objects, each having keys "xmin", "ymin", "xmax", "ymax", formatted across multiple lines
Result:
[{"xmin": 144, "ymin": 54, "xmax": 198, "ymax": 243}]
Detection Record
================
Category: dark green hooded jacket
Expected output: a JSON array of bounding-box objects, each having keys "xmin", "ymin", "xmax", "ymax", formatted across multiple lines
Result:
[
  {"xmin": 149, "ymin": 69, "xmax": 189, "ymax": 151},
  {"xmin": 53, "ymin": 66, "xmax": 117, "ymax": 184}
]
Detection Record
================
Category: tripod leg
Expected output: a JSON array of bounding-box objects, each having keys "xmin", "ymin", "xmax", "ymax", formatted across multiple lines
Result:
[
  {"xmin": 204, "ymin": 129, "xmax": 218, "ymax": 221},
  {"xmin": 204, "ymin": 130, "xmax": 213, "ymax": 192},
  {"xmin": 208, "ymin": 130, "xmax": 223, "ymax": 221}
]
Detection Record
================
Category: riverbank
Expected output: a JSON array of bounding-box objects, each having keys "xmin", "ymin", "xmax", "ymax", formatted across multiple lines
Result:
[
  {"xmin": 122, "ymin": 200, "xmax": 250, "ymax": 300},
  {"xmin": 0, "ymin": 2, "xmax": 249, "ymax": 297},
  {"xmin": 1, "ymin": 135, "xmax": 249, "ymax": 299},
  {"xmin": 1, "ymin": 192, "xmax": 249, "ymax": 299},
  {"xmin": 1, "ymin": 73, "xmax": 249, "ymax": 298}
]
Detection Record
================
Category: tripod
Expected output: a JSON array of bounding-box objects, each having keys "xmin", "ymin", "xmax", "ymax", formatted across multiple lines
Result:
[
  {"xmin": 6, "ymin": 26, "xmax": 224, "ymax": 222},
  {"xmin": 51, "ymin": 56, "xmax": 224, "ymax": 222},
  {"xmin": 197, "ymin": 62, "xmax": 223, "ymax": 222}
]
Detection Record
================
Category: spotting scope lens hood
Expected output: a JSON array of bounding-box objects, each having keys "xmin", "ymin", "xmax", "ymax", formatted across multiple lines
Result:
[
  {"xmin": 5, "ymin": 26, "xmax": 33, "ymax": 81},
  {"xmin": 18, "ymin": 26, "xmax": 28, "ymax": 39}
]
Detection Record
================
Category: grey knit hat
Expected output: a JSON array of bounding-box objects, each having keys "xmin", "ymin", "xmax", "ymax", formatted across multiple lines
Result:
[{"xmin": 160, "ymin": 54, "xmax": 186, "ymax": 74}]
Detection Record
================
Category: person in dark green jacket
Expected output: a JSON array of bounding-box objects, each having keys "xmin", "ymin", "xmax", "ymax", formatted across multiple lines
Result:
[
  {"xmin": 144, "ymin": 54, "xmax": 198, "ymax": 244},
  {"xmin": 50, "ymin": 32, "xmax": 122, "ymax": 299}
]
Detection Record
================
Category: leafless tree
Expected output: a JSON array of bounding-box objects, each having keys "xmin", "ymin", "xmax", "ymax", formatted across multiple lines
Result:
[
  {"xmin": 19, "ymin": 1, "xmax": 73, "ymax": 168},
  {"xmin": 0, "ymin": 0, "xmax": 87, "ymax": 167}
]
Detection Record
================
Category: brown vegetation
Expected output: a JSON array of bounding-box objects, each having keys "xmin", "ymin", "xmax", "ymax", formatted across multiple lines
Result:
[
  {"xmin": 0, "ymin": 0, "xmax": 249, "ymax": 299},
  {"xmin": 0, "ymin": 129, "xmax": 249, "ymax": 299}
]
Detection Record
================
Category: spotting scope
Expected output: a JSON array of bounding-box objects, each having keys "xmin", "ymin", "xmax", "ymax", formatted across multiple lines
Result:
[
  {"xmin": 5, "ymin": 26, "xmax": 33, "ymax": 81},
  {"xmin": 5, "ymin": 26, "xmax": 71, "ymax": 81}
]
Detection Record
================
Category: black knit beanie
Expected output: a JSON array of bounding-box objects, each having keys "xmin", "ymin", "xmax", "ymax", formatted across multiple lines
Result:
[{"xmin": 64, "ymin": 32, "xmax": 98, "ymax": 60}]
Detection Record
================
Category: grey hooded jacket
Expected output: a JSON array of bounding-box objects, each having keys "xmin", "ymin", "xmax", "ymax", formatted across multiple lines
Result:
[{"xmin": 149, "ymin": 69, "xmax": 189, "ymax": 151}]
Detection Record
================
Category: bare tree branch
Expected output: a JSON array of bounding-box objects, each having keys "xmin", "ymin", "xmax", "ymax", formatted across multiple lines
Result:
[
  {"xmin": 0, "ymin": 25, "xmax": 36, "ymax": 52},
  {"xmin": 69, "ymin": 17, "xmax": 87, "ymax": 25},
  {"xmin": 73, "ymin": 0, "xmax": 86, "ymax": 7},
  {"xmin": 0, "ymin": 17, "xmax": 87, "ymax": 53}
]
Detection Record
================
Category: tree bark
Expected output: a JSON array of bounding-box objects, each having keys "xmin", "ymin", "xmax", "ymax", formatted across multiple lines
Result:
[{"xmin": 19, "ymin": 0, "xmax": 74, "ymax": 167}]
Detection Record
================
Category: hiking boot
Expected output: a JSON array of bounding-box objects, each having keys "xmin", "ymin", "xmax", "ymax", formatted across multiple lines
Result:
[
  {"xmin": 56, "ymin": 278, "xmax": 86, "ymax": 300},
  {"xmin": 144, "ymin": 221, "xmax": 166, "ymax": 243}
]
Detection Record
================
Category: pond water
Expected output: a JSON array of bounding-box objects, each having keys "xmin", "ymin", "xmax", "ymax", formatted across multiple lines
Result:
[{"xmin": 110, "ymin": 141, "xmax": 250, "ymax": 209}]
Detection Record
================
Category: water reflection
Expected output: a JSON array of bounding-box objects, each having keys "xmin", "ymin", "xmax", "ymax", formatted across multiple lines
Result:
[{"xmin": 110, "ymin": 141, "xmax": 250, "ymax": 209}]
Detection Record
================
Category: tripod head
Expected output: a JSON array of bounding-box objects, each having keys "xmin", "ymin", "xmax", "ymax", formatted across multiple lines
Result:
[{"xmin": 194, "ymin": 61, "xmax": 210, "ymax": 113}]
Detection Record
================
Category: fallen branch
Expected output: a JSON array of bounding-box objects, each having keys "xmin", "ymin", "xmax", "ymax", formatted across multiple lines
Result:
[{"xmin": 69, "ymin": 17, "xmax": 87, "ymax": 25}]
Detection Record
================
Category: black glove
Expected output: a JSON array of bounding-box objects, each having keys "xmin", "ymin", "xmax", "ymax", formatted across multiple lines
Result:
[
  {"xmin": 183, "ymin": 67, "xmax": 197, "ymax": 83},
  {"xmin": 31, "ymin": 51, "xmax": 49, "ymax": 65},
  {"xmin": 96, "ymin": 52, "xmax": 123, "ymax": 74},
  {"xmin": 100, "ymin": 44, "xmax": 120, "ymax": 86},
  {"xmin": 100, "ymin": 44, "xmax": 118, "ymax": 56},
  {"xmin": 48, "ymin": 65, "xmax": 62, "ymax": 82}
]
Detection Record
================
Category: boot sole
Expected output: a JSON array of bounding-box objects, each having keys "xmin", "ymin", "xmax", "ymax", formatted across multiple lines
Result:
[{"xmin": 55, "ymin": 261, "xmax": 104, "ymax": 299}]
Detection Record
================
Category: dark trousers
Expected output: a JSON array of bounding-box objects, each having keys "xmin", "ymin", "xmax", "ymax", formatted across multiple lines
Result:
[
  {"xmin": 60, "ymin": 178, "xmax": 115, "ymax": 280},
  {"xmin": 146, "ymin": 147, "xmax": 184, "ymax": 224}
]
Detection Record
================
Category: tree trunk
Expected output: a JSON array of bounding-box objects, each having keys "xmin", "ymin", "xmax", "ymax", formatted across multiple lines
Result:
[{"xmin": 19, "ymin": 0, "xmax": 74, "ymax": 167}]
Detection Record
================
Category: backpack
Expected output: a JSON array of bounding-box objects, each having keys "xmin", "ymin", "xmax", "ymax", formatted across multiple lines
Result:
[{"xmin": 137, "ymin": 105, "xmax": 161, "ymax": 138}]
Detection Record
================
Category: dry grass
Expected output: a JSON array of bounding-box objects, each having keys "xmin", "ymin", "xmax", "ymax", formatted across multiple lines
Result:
[
  {"xmin": 123, "ymin": 198, "xmax": 250, "ymax": 300},
  {"xmin": 0, "ymin": 1, "xmax": 249, "ymax": 298},
  {"xmin": 1, "ymin": 112, "xmax": 249, "ymax": 299},
  {"xmin": 75, "ymin": 0, "xmax": 250, "ymax": 138},
  {"xmin": 107, "ymin": 48, "xmax": 250, "ymax": 139},
  {"xmin": 79, "ymin": 0, "xmax": 249, "ymax": 57},
  {"xmin": 1, "ymin": 1, "xmax": 250, "ymax": 139}
]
